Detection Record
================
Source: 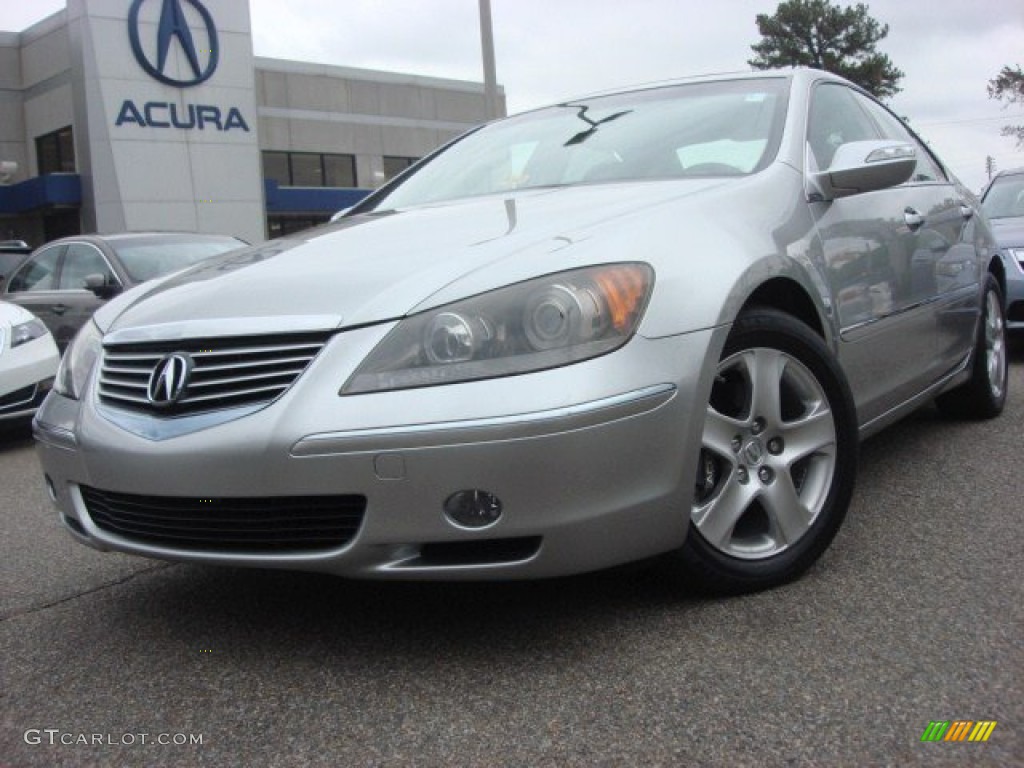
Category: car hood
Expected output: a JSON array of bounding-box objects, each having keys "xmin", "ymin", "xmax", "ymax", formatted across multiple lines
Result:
[
  {"xmin": 989, "ymin": 216, "xmax": 1024, "ymax": 247},
  {"xmin": 100, "ymin": 180, "xmax": 726, "ymax": 335}
]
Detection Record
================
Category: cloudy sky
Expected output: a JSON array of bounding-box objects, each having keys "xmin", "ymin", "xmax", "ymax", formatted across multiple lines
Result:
[{"xmin": 2, "ymin": 0, "xmax": 1022, "ymax": 191}]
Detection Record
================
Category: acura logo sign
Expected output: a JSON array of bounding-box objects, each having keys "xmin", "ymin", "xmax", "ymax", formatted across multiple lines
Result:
[
  {"xmin": 147, "ymin": 353, "xmax": 193, "ymax": 407},
  {"xmin": 128, "ymin": 0, "xmax": 219, "ymax": 87}
]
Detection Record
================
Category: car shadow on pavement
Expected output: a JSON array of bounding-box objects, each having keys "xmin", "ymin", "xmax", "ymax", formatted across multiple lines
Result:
[
  {"xmin": 1009, "ymin": 332, "xmax": 1024, "ymax": 362},
  {"xmin": 102, "ymin": 558, "xmax": 729, "ymax": 668},
  {"xmin": 0, "ymin": 421, "xmax": 34, "ymax": 452}
]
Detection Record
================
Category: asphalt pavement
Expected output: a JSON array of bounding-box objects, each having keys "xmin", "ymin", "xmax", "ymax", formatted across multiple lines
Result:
[{"xmin": 1, "ymin": 345, "xmax": 1022, "ymax": 767}]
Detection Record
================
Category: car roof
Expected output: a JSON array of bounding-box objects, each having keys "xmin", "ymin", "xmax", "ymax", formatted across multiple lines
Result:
[
  {"xmin": 0, "ymin": 239, "xmax": 31, "ymax": 253},
  {"xmin": 532, "ymin": 67, "xmax": 849, "ymax": 110},
  {"xmin": 36, "ymin": 232, "xmax": 244, "ymax": 249},
  {"xmin": 991, "ymin": 166, "xmax": 1024, "ymax": 180}
]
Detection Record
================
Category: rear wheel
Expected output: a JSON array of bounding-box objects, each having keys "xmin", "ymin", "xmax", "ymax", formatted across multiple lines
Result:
[
  {"xmin": 677, "ymin": 308, "xmax": 858, "ymax": 594},
  {"xmin": 935, "ymin": 274, "xmax": 1007, "ymax": 419}
]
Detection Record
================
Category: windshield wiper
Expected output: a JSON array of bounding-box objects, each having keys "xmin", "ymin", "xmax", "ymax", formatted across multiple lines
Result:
[{"xmin": 562, "ymin": 104, "xmax": 632, "ymax": 146}]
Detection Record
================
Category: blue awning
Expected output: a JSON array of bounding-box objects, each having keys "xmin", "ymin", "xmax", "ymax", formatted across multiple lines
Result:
[
  {"xmin": 0, "ymin": 174, "xmax": 82, "ymax": 214},
  {"xmin": 263, "ymin": 180, "xmax": 371, "ymax": 214}
]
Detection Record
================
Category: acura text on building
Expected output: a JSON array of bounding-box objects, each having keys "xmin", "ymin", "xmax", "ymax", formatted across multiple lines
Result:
[
  {"xmin": 117, "ymin": 0, "xmax": 250, "ymax": 132},
  {"xmin": 115, "ymin": 101, "xmax": 250, "ymax": 132}
]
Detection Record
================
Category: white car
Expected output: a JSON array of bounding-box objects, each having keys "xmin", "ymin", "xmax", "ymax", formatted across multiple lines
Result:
[{"xmin": 0, "ymin": 301, "xmax": 59, "ymax": 422}]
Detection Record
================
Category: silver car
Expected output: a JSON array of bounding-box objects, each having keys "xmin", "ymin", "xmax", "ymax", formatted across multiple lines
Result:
[
  {"xmin": 33, "ymin": 69, "xmax": 1007, "ymax": 593},
  {"xmin": 980, "ymin": 166, "xmax": 1024, "ymax": 332}
]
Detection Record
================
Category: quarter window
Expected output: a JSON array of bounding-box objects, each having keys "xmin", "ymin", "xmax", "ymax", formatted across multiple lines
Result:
[{"xmin": 7, "ymin": 246, "xmax": 62, "ymax": 292}]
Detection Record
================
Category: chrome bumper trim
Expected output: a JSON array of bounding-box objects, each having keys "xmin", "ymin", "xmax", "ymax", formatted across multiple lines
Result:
[{"xmin": 291, "ymin": 383, "xmax": 677, "ymax": 456}]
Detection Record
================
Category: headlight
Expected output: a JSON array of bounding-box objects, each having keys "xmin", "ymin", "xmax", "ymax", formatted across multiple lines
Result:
[
  {"xmin": 10, "ymin": 317, "xmax": 48, "ymax": 348},
  {"xmin": 343, "ymin": 263, "xmax": 654, "ymax": 394},
  {"xmin": 54, "ymin": 321, "xmax": 103, "ymax": 400}
]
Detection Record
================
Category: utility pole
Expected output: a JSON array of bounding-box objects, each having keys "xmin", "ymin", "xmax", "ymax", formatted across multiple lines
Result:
[{"xmin": 478, "ymin": 0, "xmax": 501, "ymax": 120}]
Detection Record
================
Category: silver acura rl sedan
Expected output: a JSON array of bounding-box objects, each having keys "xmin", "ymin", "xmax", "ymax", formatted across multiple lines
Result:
[{"xmin": 33, "ymin": 69, "xmax": 1007, "ymax": 593}]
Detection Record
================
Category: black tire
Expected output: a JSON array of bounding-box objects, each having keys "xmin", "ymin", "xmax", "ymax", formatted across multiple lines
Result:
[
  {"xmin": 675, "ymin": 308, "xmax": 858, "ymax": 594},
  {"xmin": 935, "ymin": 274, "xmax": 1008, "ymax": 420}
]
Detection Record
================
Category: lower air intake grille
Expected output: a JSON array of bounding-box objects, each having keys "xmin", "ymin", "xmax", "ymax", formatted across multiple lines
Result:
[
  {"xmin": 80, "ymin": 486, "xmax": 365, "ymax": 553},
  {"xmin": 97, "ymin": 332, "xmax": 331, "ymax": 416},
  {"xmin": 0, "ymin": 384, "xmax": 39, "ymax": 413}
]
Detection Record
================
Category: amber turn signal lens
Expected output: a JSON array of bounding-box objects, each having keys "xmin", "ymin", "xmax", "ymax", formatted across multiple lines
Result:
[{"xmin": 593, "ymin": 265, "xmax": 651, "ymax": 332}]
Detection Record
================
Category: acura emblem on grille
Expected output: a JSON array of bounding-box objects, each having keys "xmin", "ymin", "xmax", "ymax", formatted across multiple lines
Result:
[{"xmin": 147, "ymin": 353, "xmax": 193, "ymax": 407}]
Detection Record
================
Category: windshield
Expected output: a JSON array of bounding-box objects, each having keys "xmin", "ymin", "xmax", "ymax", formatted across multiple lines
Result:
[
  {"xmin": 366, "ymin": 78, "xmax": 789, "ymax": 211},
  {"xmin": 982, "ymin": 173, "xmax": 1024, "ymax": 219},
  {"xmin": 112, "ymin": 237, "xmax": 244, "ymax": 282}
]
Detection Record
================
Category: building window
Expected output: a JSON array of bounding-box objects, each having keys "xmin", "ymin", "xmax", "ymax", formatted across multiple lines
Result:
[
  {"xmin": 383, "ymin": 156, "xmax": 418, "ymax": 181},
  {"xmin": 290, "ymin": 153, "xmax": 323, "ymax": 186},
  {"xmin": 324, "ymin": 154, "xmax": 356, "ymax": 187},
  {"xmin": 262, "ymin": 151, "xmax": 357, "ymax": 188},
  {"xmin": 261, "ymin": 152, "xmax": 290, "ymax": 187},
  {"xmin": 36, "ymin": 126, "xmax": 75, "ymax": 175}
]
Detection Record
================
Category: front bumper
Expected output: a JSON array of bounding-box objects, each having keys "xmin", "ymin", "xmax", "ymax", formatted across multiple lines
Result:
[
  {"xmin": 33, "ymin": 325, "xmax": 727, "ymax": 579},
  {"xmin": 1003, "ymin": 249, "xmax": 1024, "ymax": 330}
]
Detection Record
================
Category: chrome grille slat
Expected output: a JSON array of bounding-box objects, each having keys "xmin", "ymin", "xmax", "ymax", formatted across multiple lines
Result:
[
  {"xmin": 98, "ymin": 374, "xmax": 149, "ymax": 389},
  {"xmin": 97, "ymin": 332, "xmax": 331, "ymax": 416},
  {"xmin": 190, "ymin": 342, "xmax": 324, "ymax": 358},
  {"xmin": 195, "ymin": 354, "xmax": 320, "ymax": 373},
  {"xmin": 102, "ymin": 364, "xmax": 157, "ymax": 376},
  {"xmin": 188, "ymin": 372, "xmax": 301, "ymax": 389},
  {"xmin": 183, "ymin": 383, "xmax": 291, "ymax": 403}
]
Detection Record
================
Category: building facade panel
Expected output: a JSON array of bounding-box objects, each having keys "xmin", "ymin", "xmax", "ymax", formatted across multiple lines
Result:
[
  {"xmin": 0, "ymin": 40, "xmax": 21, "ymax": 89},
  {"xmin": 18, "ymin": 17, "xmax": 71, "ymax": 89},
  {"xmin": 23, "ymin": 85, "xmax": 75, "ymax": 176}
]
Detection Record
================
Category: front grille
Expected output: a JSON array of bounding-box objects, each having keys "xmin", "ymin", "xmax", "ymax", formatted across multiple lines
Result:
[
  {"xmin": 80, "ymin": 486, "xmax": 366, "ymax": 553},
  {"xmin": 98, "ymin": 332, "xmax": 331, "ymax": 416}
]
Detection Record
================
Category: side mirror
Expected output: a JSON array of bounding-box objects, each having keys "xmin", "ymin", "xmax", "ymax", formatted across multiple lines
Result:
[
  {"xmin": 84, "ymin": 273, "xmax": 122, "ymax": 299},
  {"xmin": 810, "ymin": 141, "xmax": 917, "ymax": 202}
]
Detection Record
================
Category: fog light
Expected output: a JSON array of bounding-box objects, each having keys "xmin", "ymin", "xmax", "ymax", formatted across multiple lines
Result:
[{"xmin": 444, "ymin": 489, "xmax": 503, "ymax": 529}]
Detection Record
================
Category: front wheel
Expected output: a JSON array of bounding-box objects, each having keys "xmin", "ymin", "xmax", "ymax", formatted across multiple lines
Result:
[{"xmin": 676, "ymin": 308, "xmax": 858, "ymax": 594}]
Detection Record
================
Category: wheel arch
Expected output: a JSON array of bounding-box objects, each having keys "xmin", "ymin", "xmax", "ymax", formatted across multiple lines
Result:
[
  {"xmin": 989, "ymin": 254, "xmax": 1006, "ymax": 299},
  {"xmin": 738, "ymin": 277, "xmax": 827, "ymax": 341}
]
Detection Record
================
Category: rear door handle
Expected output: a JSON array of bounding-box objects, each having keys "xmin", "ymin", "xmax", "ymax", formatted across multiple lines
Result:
[
  {"xmin": 904, "ymin": 208, "xmax": 925, "ymax": 230},
  {"xmin": 51, "ymin": 303, "xmax": 67, "ymax": 315}
]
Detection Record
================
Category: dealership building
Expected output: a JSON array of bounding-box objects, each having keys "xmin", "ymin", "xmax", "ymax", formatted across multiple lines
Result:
[{"xmin": 0, "ymin": 0, "xmax": 504, "ymax": 245}]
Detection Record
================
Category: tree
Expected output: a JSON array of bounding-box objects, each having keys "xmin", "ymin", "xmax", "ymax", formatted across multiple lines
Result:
[
  {"xmin": 987, "ymin": 65, "xmax": 1024, "ymax": 147},
  {"xmin": 749, "ymin": 0, "xmax": 904, "ymax": 100}
]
